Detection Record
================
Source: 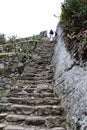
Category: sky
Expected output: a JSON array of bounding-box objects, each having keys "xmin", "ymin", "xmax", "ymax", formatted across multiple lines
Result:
[{"xmin": 0, "ymin": 0, "xmax": 64, "ymax": 38}]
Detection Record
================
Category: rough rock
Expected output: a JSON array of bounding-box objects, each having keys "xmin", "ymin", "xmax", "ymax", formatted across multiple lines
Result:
[
  {"xmin": 53, "ymin": 26, "xmax": 87, "ymax": 130},
  {"xmin": 0, "ymin": 37, "xmax": 66, "ymax": 130}
]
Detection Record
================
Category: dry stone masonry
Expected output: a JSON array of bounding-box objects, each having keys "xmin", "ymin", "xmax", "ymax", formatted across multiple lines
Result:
[
  {"xmin": 53, "ymin": 26, "xmax": 87, "ymax": 130},
  {"xmin": 0, "ymin": 35, "xmax": 66, "ymax": 130}
]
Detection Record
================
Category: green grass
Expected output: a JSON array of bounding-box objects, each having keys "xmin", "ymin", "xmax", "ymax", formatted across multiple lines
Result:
[
  {"xmin": 0, "ymin": 52, "xmax": 11, "ymax": 56},
  {"xmin": 0, "ymin": 52, "xmax": 32, "ymax": 57},
  {"xmin": 0, "ymin": 39, "xmax": 39, "ymax": 47}
]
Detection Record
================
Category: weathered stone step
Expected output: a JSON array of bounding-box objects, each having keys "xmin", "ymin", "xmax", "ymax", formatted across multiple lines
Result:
[
  {"xmin": 7, "ymin": 97, "xmax": 61, "ymax": 106},
  {"xmin": 15, "ymin": 82, "xmax": 53, "ymax": 89},
  {"xmin": 5, "ymin": 115, "xmax": 65, "ymax": 128},
  {"xmin": 6, "ymin": 92, "xmax": 54, "ymax": 98},
  {"xmin": 10, "ymin": 88, "xmax": 36, "ymax": 93},
  {"xmin": 35, "ymin": 48, "xmax": 52, "ymax": 52},
  {"xmin": 21, "ymin": 73, "xmax": 45, "ymax": 77},
  {"xmin": 21, "ymin": 74, "xmax": 53, "ymax": 80},
  {"xmin": 36, "ymin": 50, "xmax": 54, "ymax": 54},
  {"xmin": 4, "ymin": 125, "xmax": 65, "ymax": 130},
  {"xmin": 0, "ymin": 103, "xmax": 64, "ymax": 116},
  {"xmin": 6, "ymin": 88, "xmax": 54, "ymax": 97},
  {"xmin": 4, "ymin": 125, "xmax": 29, "ymax": 130},
  {"xmin": 6, "ymin": 84, "xmax": 54, "ymax": 96},
  {"xmin": 21, "ymin": 70, "xmax": 53, "ymax": 76},
  {"xmin": 0, "ymin": 113, "xmax": 8, "ymax": 122},
  {"xmin": 23, "ymin": 66, "xmax": 53, "ymax": 73},
  {"xmin": 35, "ymin": 48, "xmax": 54, "ymax": 52},
  {"xmin": 10, "ymin": 104, "xmax": 64, "ymax": 116},
  {"xmin": 25, "ymin": 115, "xmax": 66, "ymax": 128},
  {"xmin": 24, "ymin": 69, "xmax": 52, "ymax": 73},
  {"xmin": 21, "ymin": 76, "xmax": 50, "ymax": 81},
  {"xmin": 0, "ymin": 103, "xmax": 12, "ymax": 112},
  {"xmin": 17, "ymin": 80, "xmax": 53, "ymax": 84},
  {"xmin": 23, "ymin": 87, "xmax": 53, "ymax": 93},
  {"xmin": 35, "ymin": 62, "xmax": 52, "ymax": 66},
  {"xmin": 0, "ymin": 124, "xmax": 65, "ymax": 130},
  {"xmin": 21, "ymin": 74, "xmax": 53, "ymax": 82}
]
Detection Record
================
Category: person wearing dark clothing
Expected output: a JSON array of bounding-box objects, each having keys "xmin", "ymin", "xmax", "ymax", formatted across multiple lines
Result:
[
  {"xmin": 49, "ymin": 29, "xmax": 54, "ymax": 42},
  {"xmin": 55, "ymin": 31, "xmax": 57, "ymax": 37},
  {"xmin": 49, "ymin": 29, "xmax": 54, "ymax": 35}
]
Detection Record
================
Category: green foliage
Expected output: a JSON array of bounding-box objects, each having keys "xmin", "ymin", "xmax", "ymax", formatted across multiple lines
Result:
[
  {"xmin": 21, "ymin": 44, "xmax": 29, "ymax": 53},
  {"xmin": 60, "ymin": 0, "xmax": 87, "ymax": 35},
  {"xmin": 60, "ymin": 0, "xmax": 87, "ymax": 62},
  {"xmin": 32, "ymin": 35, "xmax": 40, "ymax": 41},
  {"xmin": 0, "ymin": 34, "xmax": 6, "ymax": 44},
  {"xmin": 7, "ymin": 34, "xmax": 17, "ymax": 43}
]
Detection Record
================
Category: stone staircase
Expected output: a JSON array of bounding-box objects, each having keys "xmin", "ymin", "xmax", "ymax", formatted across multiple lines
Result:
[{"xmin": 0, "ymin": 39, "xmax": 66, "ymax": 130}]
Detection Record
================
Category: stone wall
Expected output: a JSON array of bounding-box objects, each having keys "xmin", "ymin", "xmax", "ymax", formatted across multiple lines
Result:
[
  {"xmin": 53, "ymin": 26, "xmax": 87, "ymax": 130},
  {"xmin": 0, "ymin": 31, "xmax": 47, "ymax": 97},
  {"xmin": 0, "ymin": 40, "xmax": 38, "ymax": 96},
  {"xmin": 15, "ymin": 30, "xmax": 47, "ymax": 42}
]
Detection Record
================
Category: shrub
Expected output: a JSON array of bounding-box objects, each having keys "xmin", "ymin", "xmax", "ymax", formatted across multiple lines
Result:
[
  {"xmin": 60, "ymin": 0, "xmax": 87, "ymax": 62},
  {"xmin": 7, "ymin": 34, "xmax": 17, "ymax": 43},
  {"xmin": 32, "ymin": 35, "xmax": 40, "ymax": 41},
  {"xmin": 0, "ymin": 34, "xmax": 6, "ymax": 44},
  {"xmin": 60, "ymin": 0, "xmax": 87, "ymax": 37}
]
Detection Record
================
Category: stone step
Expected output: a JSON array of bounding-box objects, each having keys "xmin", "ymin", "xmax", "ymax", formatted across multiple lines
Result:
[
  {"xmin": 0, "ymin": 124, "xmax": 6, "ymax": 129},
  {"xmin": 7, "ymin": 97, "xmax": 61, "ymax": 106},
  {"xmin": 32, "ymin": 51, "xmax": 51, "ymax": 55},
  {"xmin": 6, "ymin": 84, "xmax": 54, "ymax": 97},
  {"xmin": 0, "ymin": 103, "xmax": 12, "ymax": 112},
  {"xmin": 0, "ymin": 104, "xmax": 63, "ymax": 115},
  {"xmin": 6, "ymin": 92, "xmax": 55, "ymax": 98},
  {"xmin": 21, "ymin": 76, "xmax": 50, "ymax": 81},
  {"xmin": 16, "ymin": 80, "xmax": 53, "ymax": 84},
  {"xmin": 35, "ymin": 61, "xmax": 50, "ymax": 65},
  {"xmin": 15, "ymin": 82, "xmax": 53, "ymax": 90},
  {"xmin": 36, "ymin": 63, "xmax": 51, "ymax": 67},
  {"xmin": 10, "ymin": 88, "xmax": 36, "ymax": 93},
  {"xmin": 21, "ymin": 74, "xmax": 53, "ymax": 81},
  {"xmin": 21, "ymin": 73, "xmax": 45, "ymax": 77},
  {"xmin": 22, "ymin": 70, "xmax": 53, "ymax": 76},
  {"xmin": 24, "ymin": 69, "xmax": 52, "ymax": 73},
  {"xmin": 0, "ymin": 39, "xmax": 66, "ymax": 129},
  {"xmin": 34, "ymin": 52, "xmax": 53, "ymax": 56},
  {"xmin": 25, "ymin": 115, "xmax": 66, "ymax": 128},
  {"xmin": 4, "ymin": 125, "xmax": 65, "ymax": 130},
  {"xmin": 23, "ymin": 67, "xmax": 53, "ymax": 71},
  {"xmin": 10, "ymin": 104, "xmax": 64, "ymax": 116},
  {"xmin": 0, "ymin": 123, "xmax": 65, "ymax": 130},
  {"xmin": 4, "ymin": 115, "xmax": 66, "ymax": 128},
  {"xmin": 35, "ymin": 48, "xmax": 54, "ymax": 52},
  {"xmin": 0, "ymin": 113, "xmax": 8, "ymax": 122},
  {"xmin": 8, "ymin": 88, "xmax": 54, "ymax": 95},
  {"xmin": 23, "ymin": 87, "xmax": 54, "ymax": 93},
  {"xmin": 4, "ymin": 125, "xmax": 29, "ymax": 130}
]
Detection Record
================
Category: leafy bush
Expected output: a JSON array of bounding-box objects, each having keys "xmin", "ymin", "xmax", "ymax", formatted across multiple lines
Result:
[
  {"xmin": 60, "ymin": 0, "xmax": 87, "ymax": 62},
  {"xmin": 60, "ymin": 0, "xmax": 87, "ymax": 35},
  {"xmin": 21, "ymin": 44, "xmax": 29, "ymax": 53},
  {"xmin": 7, "ymin": 34, "xmax": 17, "ymax": 43},
  {"xmin": 32, "ymin": 35, "xmax": 40, "ymax": 41},
  {"xmin": 0, "ymin": 34, "xmax": 6, "ymax": 44}
]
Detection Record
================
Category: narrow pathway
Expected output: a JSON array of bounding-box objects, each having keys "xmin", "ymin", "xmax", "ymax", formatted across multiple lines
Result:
[{"xmin": 0, "ymin": 39, "xmax": 66, "ymax": 130}]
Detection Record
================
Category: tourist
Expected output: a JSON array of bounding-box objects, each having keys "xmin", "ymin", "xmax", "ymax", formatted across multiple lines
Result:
[
  {"xmin": 49, "ymin": 29, "xmax": 54, "ymax": 42},
  {"xmin": 55, "ymin": 31, "xmax": 57, "ymax": 38}
]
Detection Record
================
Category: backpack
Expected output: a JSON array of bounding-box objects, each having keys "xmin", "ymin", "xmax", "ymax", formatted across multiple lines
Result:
[{"xmin": 49, "ymin": 29, "xmax": 54, "ymax": 35}]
